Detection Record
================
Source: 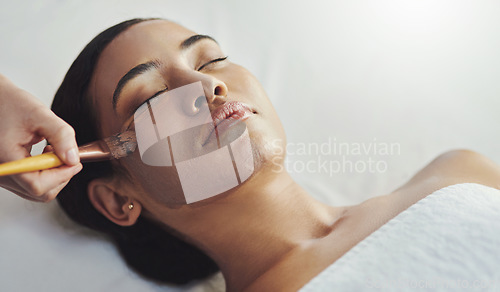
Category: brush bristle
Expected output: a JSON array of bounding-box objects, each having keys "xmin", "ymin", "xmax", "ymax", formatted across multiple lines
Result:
[{"xmin": 104, "ymin": 130, "xmax": 137, "ymax": 159}]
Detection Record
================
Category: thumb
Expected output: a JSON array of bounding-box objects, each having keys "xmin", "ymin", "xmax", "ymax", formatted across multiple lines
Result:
[{"xmin": 32, "ymin": 108, "xmax": 79, "ymax": 166}]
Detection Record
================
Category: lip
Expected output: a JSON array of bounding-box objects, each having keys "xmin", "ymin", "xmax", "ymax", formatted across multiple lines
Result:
[{"xmin": 201, "ymin": 101, "xmax": 255, "ymax": 146}]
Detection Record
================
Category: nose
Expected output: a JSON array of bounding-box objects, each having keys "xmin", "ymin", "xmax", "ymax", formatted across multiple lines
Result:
[
  {"xmin": 172, "ymin": 69, "xmax": 229, "ymax": 115},
  {"xmin": 202, "ymin": 75, "xmax": 228, "ymax": 107}
]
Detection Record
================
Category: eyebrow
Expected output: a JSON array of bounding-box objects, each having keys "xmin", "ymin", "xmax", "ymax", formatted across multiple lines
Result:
[
  {"xmin": 112, "ymin": 60, "xmax": 161, "ymax": 110},
  {"xmin": 112, "ymin": 34, "xmax": 218, "ymax": 111},
  {"xmin": 180, "ymin": 34, "xmax": 217, "ymax": 49}
]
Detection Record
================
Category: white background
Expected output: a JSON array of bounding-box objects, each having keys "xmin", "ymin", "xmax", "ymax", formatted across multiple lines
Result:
[{"xmin": 1, "ymin": 0, "xmax": 499, "ymax": 291}]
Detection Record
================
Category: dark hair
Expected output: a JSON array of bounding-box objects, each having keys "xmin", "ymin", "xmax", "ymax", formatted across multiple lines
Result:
[{"xmin": 51, "ymin": 18, "xmax": 219, "ymax": 285}]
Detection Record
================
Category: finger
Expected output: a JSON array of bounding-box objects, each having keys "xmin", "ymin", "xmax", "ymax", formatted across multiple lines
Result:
[
  {"xmin": 0, "ymin": 181, "xmax": 42, "ymax": 202},
  {"xmin": 0, "ymin": 161, "xmax": 81, "ymax": 201},
  {"xmin": 30, "ymin": 108, "xmax": 79, "ymax": 166},
  {"xmin": 12, "ymin": 163, "xmax": 82, "ymax": 200},
  {"xmin": 0, "ymin": 138, "xmax": 32, "ymax": 162},
  {"xmin": 42, "ymin": 145, "xmax": 54, "ymax": 154},
  {"xmin": 37, "ymin": 180, "xmax": 72, "ymax": 203}
]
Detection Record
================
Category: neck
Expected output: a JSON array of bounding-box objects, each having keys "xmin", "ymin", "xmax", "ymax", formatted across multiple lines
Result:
[{"xmin": 168, "ymin": 169, "xmax": 342, "ymax": 291}]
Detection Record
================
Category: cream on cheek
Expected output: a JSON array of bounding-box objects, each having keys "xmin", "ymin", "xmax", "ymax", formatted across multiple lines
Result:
[
  {"xmin": 119, "ymin": 81, "xmax": 257, "ymax": 207},
  {"xmin": 122, "ymin": 152, "xmax": 186, "ymax": 206}
]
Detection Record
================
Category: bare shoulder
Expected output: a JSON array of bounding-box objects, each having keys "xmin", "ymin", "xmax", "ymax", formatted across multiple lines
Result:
[
  {"xmin": 405, "ymin": 149, "xmax": 500, "ymax": 190},
  {"xmin": 390, "ymin": 149, "xmax": 500, "ymax": 207},
  {"xmin": 245, "ymin": 150, "xmax": 500, "ymax": 292},
  {"xmin": 338, "ymin": 150, "xmax": 500, "ymax": 259}
]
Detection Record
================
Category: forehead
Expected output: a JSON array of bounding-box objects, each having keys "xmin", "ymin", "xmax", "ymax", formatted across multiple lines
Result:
[
  {"xmin": 103, "ymin": 20, "xmax": 194, "ymax": 65},
  {"xmin": 93, "ymin": 20, "xmax": 194, "ymax": 95},
  {"xmin": 90, "ymin": 20, "xmax": 196, "ymax": 135}
]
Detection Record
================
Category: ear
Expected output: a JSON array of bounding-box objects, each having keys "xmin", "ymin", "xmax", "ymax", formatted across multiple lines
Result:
[{"xmin": 87, "ymin": 178, "xmax": 142, "ymax": 227}]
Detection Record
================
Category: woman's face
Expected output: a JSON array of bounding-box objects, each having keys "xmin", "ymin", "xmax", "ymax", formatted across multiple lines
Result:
[{"xmin": 90, "ymin": 20, "xmax": 285, "ymax": 209}]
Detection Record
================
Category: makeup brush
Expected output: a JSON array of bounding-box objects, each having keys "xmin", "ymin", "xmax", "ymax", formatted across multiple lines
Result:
[{"xmin": 0, "ymin": 130, "xmax": 136, "ymax": 176}]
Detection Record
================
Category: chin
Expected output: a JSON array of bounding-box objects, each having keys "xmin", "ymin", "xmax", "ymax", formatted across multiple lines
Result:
[{"xmin": 247, "ymin": 129, "xmax": 286, "ymax": 173}]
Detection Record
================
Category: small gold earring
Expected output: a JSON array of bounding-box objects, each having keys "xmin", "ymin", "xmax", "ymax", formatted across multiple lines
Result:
[{"xmin": 128, "ymin": 202, "xmax": 134, "ymax": 210}]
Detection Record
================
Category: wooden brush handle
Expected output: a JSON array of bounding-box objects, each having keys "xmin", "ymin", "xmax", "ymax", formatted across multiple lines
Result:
[{"xmin": 0, "ymin": 153, "xmax": 64, "ymax": 176}]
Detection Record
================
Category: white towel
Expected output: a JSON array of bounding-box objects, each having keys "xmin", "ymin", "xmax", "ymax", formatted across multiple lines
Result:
[{"xmin": 300, "ymin": 183, "xmax": 500, "ymax": 292}]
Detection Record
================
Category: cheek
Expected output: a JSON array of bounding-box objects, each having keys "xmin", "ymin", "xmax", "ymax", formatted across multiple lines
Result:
[
  {"xmin": 228, "ymin": 66, "xmax": 287, "ymax": 163},
  {"xmin": 224, "ymin": 64, "xmax": 285, "ymax": 134},
  {"xmin": 121, "ymin": 119, "xmax": 258, "ymax": 207},
  {"xmin": 221, "ymin": 64, "xmax": 260, "ymax": 98},
  {"xmin": 121, "ymin": 151, "xmax": 186, "ymax": 206},
  {"xmin": 119, "ymin": 72, "xmax": 286, "ymax": 207}
]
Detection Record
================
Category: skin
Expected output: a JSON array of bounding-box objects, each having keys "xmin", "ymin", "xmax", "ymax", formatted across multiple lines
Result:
[
  {"xmin": 0, "ymin": 74, "xmax": 81, "ymax": 202},
  {"xmin": 85, "ymin": 20, "xmax": 500, "ymax": 291}
]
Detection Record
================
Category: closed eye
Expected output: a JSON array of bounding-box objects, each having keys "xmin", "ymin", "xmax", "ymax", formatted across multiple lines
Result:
[
  {"xmin": 131, "ymin": 87, "xmax": 168, "ymax": 117},
  {"xmin": 198, "ymin": 56, "xmax": 228, "ymax": 71},
  {"xmin": 124, "ymin": 86, "xmax": 168, "ymax": 131},
  {"xmin": 127, "ymin": 56, "xmax": 228, "ymax": 128},
  {"xmin": 135, "ymin": 56, "xmax": 228, "ymax": 113}
]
